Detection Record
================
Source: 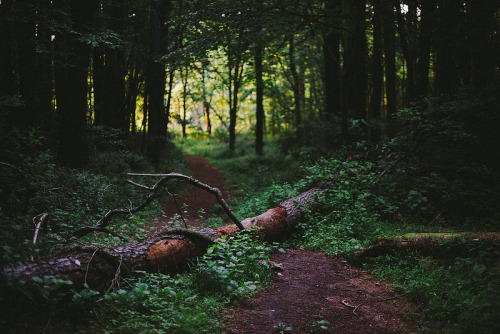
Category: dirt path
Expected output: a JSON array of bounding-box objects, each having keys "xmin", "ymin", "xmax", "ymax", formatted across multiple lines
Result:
[
  {"xmin": 151, "ymin": 155, "xmax": 421, "ymax": 333},
  {"xmin": 149, "ymin": 153, "xmax": 231, "ymax": 232},
  {"xmin": 224, "ymin": 248, "xmax": 419, "ymax": 333}
]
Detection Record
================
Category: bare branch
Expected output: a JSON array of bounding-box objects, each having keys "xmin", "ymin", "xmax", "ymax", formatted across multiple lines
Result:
[
  {"xmin": 72, "ymin": 173, "xmax": 243, "ymax": 240},
  {"xmin": 32, "ymin": 213, "xmax": 49, "ymax": 245},
  {"xmin": 127, "ymin": 172, "xmax": 243, "ymax": 230}
]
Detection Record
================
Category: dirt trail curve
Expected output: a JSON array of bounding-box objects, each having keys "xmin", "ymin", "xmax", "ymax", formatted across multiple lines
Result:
[
  {"xmin": 150, "ymin": 154, "xmax": 422, "ymax": 333},
  {"xmin": 149, "ymin": 153, "xmax": 231, "ymax": 232},
  {"xmin": 224, "ymin": 248, "xmax": 420, "ymax": 333}
]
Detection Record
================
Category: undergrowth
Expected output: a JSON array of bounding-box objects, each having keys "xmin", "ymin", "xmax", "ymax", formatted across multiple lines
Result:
[{"xmin": 86, "ymin": 229, "xmax": 276, "ymax": 333}]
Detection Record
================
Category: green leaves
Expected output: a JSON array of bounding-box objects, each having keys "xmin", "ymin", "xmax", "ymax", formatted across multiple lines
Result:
[{"xmin": 193, "ymin": 229, "xmax": 275, "ymax": 298}]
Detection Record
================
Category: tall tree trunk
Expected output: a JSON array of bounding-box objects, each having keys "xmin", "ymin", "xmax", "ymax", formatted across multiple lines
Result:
[
  {"xmin": 55, "ymin": 0, "xmax": 98, "ymax": 167},
  {"xmin": 228, "ymin": 43, "xmax": 244, "ymax": 152},
  {"xmin": 255, "ymin": 38, "xmax": 265, "ymax": 156},
  {"xmin": 288, "ymin": 36, "xmax": 302, "ymax": 140},
  {"xmin": 323, "ymin": 0, "xmax": 342, "ymax": 134},
  {"xmin": 201, "ymin": 64, "xmax": 212, "ymax": 136},
  {"xmin": 146, "ymin": 0, "xmax": 166, "ymax": 163},
  {"xmin": 0, "ymin": 0, "xmax": 16, "ymax": 98},
  {"xmin": 434, "ymin": 0, "xmax": 459, "ymax": 96},
  {"xmin": 93, "ymin": 1, "xmax": 127, "ymax": 129},
  {"xmin": 343, "ymin": 0, "xmax": 367, "ymax": 140},
  {"xmin": 228, "ymin": 64, "xmax": 235, "ymax": 151},
  {"xmin": 382, "ymin": 1, "xmax": 397, "ymax": 118},
  {"xmin": 93, "ymin": 48, "xmax": 126, "ymax": 129},
  {"xmin": 181, "ymin": 68, "xmax": 188, "ymax": 138},
  {"xmin": 16, "ymin": 1, "xmax": 53, "ymax": 127},
  {"xmin": 370, "ymin": 0, "xmax": 383, "ymax": 143},
  {"xmin": 468, "ymin": 0, "xmax": 497, "ymax": 89},
  {"xmin": 415, "ymin": 0, "xmax": 435, "ymax": 97},
  {"xmin": 204, "ymin": 102, "xmax": 212, "ymax": 135},
  {"xmin": 394, "ymin": 0, "xmax": 416, "ymax": 105},
  {"xmin": 165, "ymin": 69, "xmax": 175, "ymax": 135}
]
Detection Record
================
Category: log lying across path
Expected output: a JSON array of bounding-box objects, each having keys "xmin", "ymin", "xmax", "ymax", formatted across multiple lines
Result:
[{"xmin": 3, "ymin": 186, "xmax": 323, "ymax": 288}]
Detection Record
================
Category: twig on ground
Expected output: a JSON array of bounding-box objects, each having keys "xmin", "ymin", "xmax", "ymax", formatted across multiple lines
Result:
[
  {"xmin": 32, "ymin": 213, "xmax": 49, "ymax": 245},
  {"xmin": 341, "ymin": 299, "xmax": 363, "ymax": 316}
]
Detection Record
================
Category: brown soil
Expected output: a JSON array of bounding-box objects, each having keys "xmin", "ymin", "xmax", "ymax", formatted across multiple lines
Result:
[
  {"xmin": 224, "ymin": 248, "xmax": 420, "ymax": 333},
  {"xmin": 152, "ymin": 155, "xmax": 423, "ymax": 333}
]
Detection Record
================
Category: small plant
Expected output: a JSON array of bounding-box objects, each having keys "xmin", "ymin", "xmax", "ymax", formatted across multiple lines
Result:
[
  {"xmin": 274, "ymin": 322, "xmax": 293, "ymax": 332},
  {"xmin": 306, "ymin": 319, "xmax": 330, "ymax": 333},
  {"xmin": 192, "ymin": 228, "xmax": 276, "ymax": 298}
]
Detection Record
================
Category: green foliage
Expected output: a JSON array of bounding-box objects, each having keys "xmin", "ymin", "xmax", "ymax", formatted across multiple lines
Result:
[
  {"xmin": 365, "ymin": 246, "xmax": 500, "ymax": 333},
  {"xmin": 94, "ymin": 273, "xmax": 222, "ymax": 334},
  {"xmin": 192, "ymin": 228, "xmax": 276, "ymax": 298},
  {"xmin": 0, "ymin": 126, "xmax": 187, "ymax": 265},
  {"xmin": 0, "ymin": 275, "xmax": 97, "ymax": 333},
  {"xmin": 86, "ymin": 230, "xmax": 276, "ymax": 333}
]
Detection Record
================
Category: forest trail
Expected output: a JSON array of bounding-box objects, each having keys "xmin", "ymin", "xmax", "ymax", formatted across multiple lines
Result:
[
  {"xmin": 149, "ymin": 153, "xmax": 232, "ymax": 232},
  {"xmin": 151, "ymin": 155, "xmax": 421, "ymax": 333}
]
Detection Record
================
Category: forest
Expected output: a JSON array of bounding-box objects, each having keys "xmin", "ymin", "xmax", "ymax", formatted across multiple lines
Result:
[{"xmin": 0, "ymin": 0, "xmax": 499, "ymax": 333}]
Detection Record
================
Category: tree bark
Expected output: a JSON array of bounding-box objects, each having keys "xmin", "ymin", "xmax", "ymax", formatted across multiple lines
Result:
[
  {"xmin": 370, "ymin": 0, "xmax": 383, "ymax": 143},
  {"xmin": 343, "ymin": 0, "xmax": 367, "ymax": 138},
  {"xmin": 255, "ymin": 37, "xmax": 265, "ymax": 156},
  {"xmin": 3, "ymin": 188, "xmax": 323, "ymax": 289},
  {"xmin": 415, "ymin": 0, "xmax": 434, "ymax": 97},
  {"xmin": 146, "ymin": 0, "xmax": 166, "ymax": 163},
  {"xmin": 322, "ymin": 0, "xmax": 342, "ymax": 139},
  {"xmin": 382, "ymin": 1, "xmax": 397, "ymax": 118},
  {"xmin": 288, "ymin": 35, "xmax": 302, "ymax": 140},
  {"xmin": 355, "ymin": 232, "xmax": 500, "ymax": 259}
]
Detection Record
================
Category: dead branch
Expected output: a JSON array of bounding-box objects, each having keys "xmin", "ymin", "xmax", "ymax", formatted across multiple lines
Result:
[
  {"xmin": 72, "ymin": 172, "xmax": 243, "ymax": 240},
  {"xmin": 32, "ymin": 213, "xmax": 49, "ymax": 245},
  {"xmin": 341, "ymin": 299, "xmax": 363, "ymax": 316},
  {"xmin": 127, "ymin": 173, "xmax": 243, "ymax": 230}
]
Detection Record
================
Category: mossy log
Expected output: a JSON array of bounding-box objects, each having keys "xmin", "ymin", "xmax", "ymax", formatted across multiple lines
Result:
[
  {"xmin": 2, "ymin": 188, "xmax": 322, "ymax": 289},
  {"xmin": 355, "ymin": 232, "xmax": 500, "ymax": 259}
]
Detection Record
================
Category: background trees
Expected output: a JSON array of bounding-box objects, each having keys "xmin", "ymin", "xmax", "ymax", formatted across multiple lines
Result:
[{"xmin": 0, "ymin": 0, "xmax": 498, "ymax": 158}]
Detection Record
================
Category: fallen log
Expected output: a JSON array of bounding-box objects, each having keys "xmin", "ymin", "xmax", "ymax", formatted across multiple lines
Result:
[
  {"xmin": 354, "ymin": 232, "xmax": 500, "ymax": 260},
  {"xmin": 3, "ymin": 188, "xmax": 323, "ymax": 289}
]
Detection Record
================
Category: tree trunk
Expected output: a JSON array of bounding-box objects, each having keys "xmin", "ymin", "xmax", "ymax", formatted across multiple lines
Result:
[
  {"xmin": 343, "ymin": 0, "xmax": 367, "ymax": 136},
  {"xmin": 146, "ymin": 0, "xmax": 166, "ymax": 163},
  {"xmin": 55, "ymin": 0, "xmax": 98, "ymax": 168},
  {"xmin": 255, "ymin": 38, "xmax": 265, "ymax": 156},
  {"xmin": 370, "ymin": 0, "xmax": 383, "ymax": 143},
  {"xmin": 355, "ymin": 232, "xmax": 500, "ymax": 259},
  {"xmin": 288, "ymin": 35, "xmax": 302, "ymax": 140},
  {"xmin": 3, "ymin": 188, "xmax": 323, "ymax": 289},
  {"xmin": 228, "ymin": 41, "xmax": 244, "ymax": 152},
  {"xmin": 415, "ymin": 0, "xmax": 434, "ymax": 97},
  {"xmin": 323, "ymin": 0, "xmax": 342, "ymax": 140},
  {"xmin": 382, "ymin": 1, "xmax": 396, "ymax": 118},
  {"xmin": 394, "ymin": 0, "xmax": 416, "ymax": 105},
  {"xmin": 0, "ymin": 0, "xmax": 16, "ymax": 97},
  {"xmin": 434, "ymin": 0, "xmax": 459, "ymax": 96}
]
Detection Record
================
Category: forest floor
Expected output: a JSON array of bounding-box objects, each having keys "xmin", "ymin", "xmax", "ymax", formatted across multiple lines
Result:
[{"xmin": 150, "ymin": 154, "xmax": 423, "ymax": 333}]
